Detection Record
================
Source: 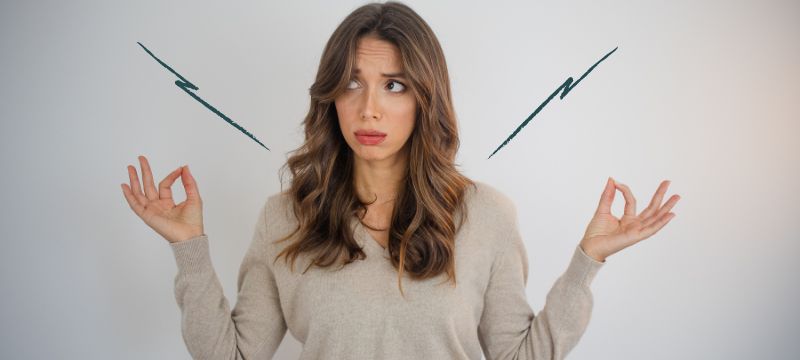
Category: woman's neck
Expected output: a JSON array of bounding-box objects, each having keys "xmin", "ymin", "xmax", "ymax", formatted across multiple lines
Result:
[{"xmin": 352, "ymin": 152, "xmax": 407, "ymax": 205}]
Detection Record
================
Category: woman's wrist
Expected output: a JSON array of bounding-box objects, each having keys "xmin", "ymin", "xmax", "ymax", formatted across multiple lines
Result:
[{"xmin": 580, "ymin": 239, "xmax": 606, "ymax": 263}]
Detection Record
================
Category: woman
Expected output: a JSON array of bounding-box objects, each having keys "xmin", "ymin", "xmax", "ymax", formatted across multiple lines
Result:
[{"xmin": 121, "ymin": 2, "xmax": 680, "ymax": 359}]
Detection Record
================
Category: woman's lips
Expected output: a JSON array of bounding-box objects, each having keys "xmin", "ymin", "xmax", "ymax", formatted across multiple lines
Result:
[{"xmin": 355, "ymin": 133, "xmax": 386, "ymax": 145}]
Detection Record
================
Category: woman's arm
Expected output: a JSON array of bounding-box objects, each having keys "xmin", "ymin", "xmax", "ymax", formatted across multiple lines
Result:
[
  {"xmin": 170, "ymin": 202, "xmax": 287, "ymax": 359},
  {"xmin": 477, "ymin": 221, "xmax": 604, "ymax": 360}
]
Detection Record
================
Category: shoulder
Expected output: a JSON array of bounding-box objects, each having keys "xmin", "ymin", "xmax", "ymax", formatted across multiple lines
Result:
[
  {"xmin": 456, "ymin": 181, "xmax": 526, "ymax": 273},
  {"xmin": 264, "ymin": 189, "xmax": 294, "ymax": 221},
  {"xmin": 466, "ymin": 181, "xmax": 528, "ymax": 270},
  {"xmin": 463, "ymin": 180, "xmax": 519, "ymax": 224},
  {"xmin": 258, "ymin": 182, "xmax": 520, "ymax": 238},
  {"xmin": 458, "ymin": 180, "xmax": 522, "ymax": 255},
  {"xmin": 252, "ymin": 189, "xmax": 297, "ymax": 241},
  {"xmin": 264, "ymin": 189, "xmax": 291, "ymax": 213}
]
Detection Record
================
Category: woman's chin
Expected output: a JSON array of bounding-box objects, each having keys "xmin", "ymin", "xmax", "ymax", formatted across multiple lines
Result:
[{"xmin": 354, "ymin": 149, "xmax": 394, "ymax": 163}]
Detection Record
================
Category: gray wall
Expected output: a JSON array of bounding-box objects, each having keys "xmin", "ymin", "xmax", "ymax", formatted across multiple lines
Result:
[{"xmin": 1, "ymin": 0, "xmax": 797, "ymax": 358}]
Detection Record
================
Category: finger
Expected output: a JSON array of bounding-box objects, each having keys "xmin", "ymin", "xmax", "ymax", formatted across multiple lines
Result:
[
  {"xmin": 121, "ymin": 183, "xmax": 145, "ymax": 217},
  {"xmin": 614, "ymin": 180, "xmax": 637, "ymax": 217},
  {"xmin": 595, "ymin": 177, "xmax": 616, "ymax": 215},
  {"xmin": 139, "ymin": 155, "xmax": 158, "ymax": 201},
  {"xmin": 158, "ymin": 166, "xmax": 184, "ymax": 202},
  {"xmin": 639, "ymin": 180, "xmax": 670, "ymax": 220},
  {"xmin": 639, "ymin": 211, "xmax": 676, "ymax": 239},
  {"xmin": 181, "ymin": 165, "xmax": 201, "ymax": 200},
  {"xmin": 643, "ymin": 194, "xmax": 681, "ymax": 229},
  {"xmin": 127, "ymin": 164, "xmax": 147, "ymax": 205}
]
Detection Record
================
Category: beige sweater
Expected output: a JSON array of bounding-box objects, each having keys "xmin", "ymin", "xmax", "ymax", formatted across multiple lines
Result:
[{"xmin": 169, "ymin": 181, "xmax": 605, "ymax": 359}]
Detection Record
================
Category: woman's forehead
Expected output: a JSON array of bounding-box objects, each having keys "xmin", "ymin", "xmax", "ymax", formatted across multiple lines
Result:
[{"xmin": 355, "ymin": 37, "xmax": 401, "ymax": 70}]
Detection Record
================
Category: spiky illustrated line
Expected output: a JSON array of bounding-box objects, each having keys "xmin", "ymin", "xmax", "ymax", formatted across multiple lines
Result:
[
  {"xmin": 137, "ymin": 42, "xmax": 270, "ymax": 151},
  {"xmin": 488, "ymin": 47, "xmax": 618, "ymax": 159}
]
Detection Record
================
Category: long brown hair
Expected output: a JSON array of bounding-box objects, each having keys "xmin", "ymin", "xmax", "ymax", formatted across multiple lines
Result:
[{"xmin": 273, "ymin": 1, "xmax": 475, "ymax": 296}]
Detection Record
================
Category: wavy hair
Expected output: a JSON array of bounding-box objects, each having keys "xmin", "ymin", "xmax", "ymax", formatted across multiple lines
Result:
[{"xmin": 273, "ymin": 1, "xmax": 475, "ymax": 296}]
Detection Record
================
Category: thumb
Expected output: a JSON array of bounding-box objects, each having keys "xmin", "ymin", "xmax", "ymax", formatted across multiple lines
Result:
[{"xmin": 180, "ymin": 165, "xmax": 201, "ymax": 200}]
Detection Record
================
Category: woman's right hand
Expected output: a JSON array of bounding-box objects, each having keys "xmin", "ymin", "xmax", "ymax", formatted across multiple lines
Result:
[{"xmin": 121, "ymin": 155, "xmax": 205, "ymax": 244}]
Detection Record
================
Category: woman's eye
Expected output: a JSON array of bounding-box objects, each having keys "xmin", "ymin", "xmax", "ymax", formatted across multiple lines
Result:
[
  {"xmin": 387, "ymin": 80, "xmax": 406, "ymax": 93},
  {"xmin": 345, "ymin": 79, "xmax": 405, "ymax": 92}
]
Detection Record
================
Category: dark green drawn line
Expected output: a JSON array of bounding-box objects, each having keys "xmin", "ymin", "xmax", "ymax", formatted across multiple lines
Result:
[
  {"xmin": 487, "ymin": 46, "xmax": 618, "ymax": 159},
  {"xmin": 136, "ymin": 42, "xmax": 270, "ymax": 151}
]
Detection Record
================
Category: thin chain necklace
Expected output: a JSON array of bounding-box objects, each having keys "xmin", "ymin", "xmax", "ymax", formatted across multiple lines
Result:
[
  {"xmin": 359, "ymin": 195, "xmax": 396, "ymax": 206},
  {"xmin": 357, "ymin": 198, "xmax": 395, "ymax": 231}
]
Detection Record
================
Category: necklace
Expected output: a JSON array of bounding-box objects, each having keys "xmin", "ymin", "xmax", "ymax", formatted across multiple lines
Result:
[
  {"xmin": 359, "ymin": 196, "xmax": 396, "ymax": 206},
  {"xmin": 356, "ymin": 195, "xmax": 395, "ymax": 232},
  {"xmin": 359, "ymin": 217, "xmax": 390, "ymax": 232},
  {"xmin": 357, "ymin": 206, "xmax": 393, "ymax": 232}
]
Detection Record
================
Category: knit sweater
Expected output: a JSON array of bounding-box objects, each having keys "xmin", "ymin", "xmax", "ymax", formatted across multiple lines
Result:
[{"xmin": 169, "ymin": 181, "xmax": 605, "ymax": 359}]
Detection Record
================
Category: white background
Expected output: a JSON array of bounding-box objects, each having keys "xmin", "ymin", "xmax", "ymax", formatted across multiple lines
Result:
[{"xmin": 1, "ymin": 0, "xmax": 798, "ymax": 358}]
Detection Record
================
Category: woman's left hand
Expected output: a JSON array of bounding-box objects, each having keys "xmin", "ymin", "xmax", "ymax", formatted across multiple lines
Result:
[{"xmin": 579, "ymin": 177, "xmax": 680, "ymax": 262}]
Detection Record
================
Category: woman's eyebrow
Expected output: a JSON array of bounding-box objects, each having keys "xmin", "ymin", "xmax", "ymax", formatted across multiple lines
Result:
[{"xmin": 352, "ymin": 68, "xmax": 406, "ymax": 78}]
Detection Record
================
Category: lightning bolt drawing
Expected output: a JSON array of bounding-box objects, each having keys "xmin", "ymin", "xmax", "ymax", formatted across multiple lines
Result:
[
  {"xmin": 487, "ymin": 46, "xmax": 618, "ymax": 159},
  {"xmin": 137, "ymin": 42, "xmax": 270, "ymax": 151}
]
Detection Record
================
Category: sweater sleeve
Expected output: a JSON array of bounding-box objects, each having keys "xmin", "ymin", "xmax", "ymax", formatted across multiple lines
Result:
[
  {"xmin": 477, "ymin": 222, "xmax": 605, "ymax": 360},
  {"xmin": 169, "ymin": 201, "xmax": 287, "ymax": 360}
]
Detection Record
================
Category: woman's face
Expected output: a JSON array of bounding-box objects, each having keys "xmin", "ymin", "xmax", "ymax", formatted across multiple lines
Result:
[{"xmin": 335, "ymin": 35, "xmax": 417, "ymax": 165}]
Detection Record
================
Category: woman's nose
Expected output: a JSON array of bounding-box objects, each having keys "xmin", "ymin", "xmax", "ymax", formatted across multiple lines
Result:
[{"xmin": 360, "ymin": 89, "xmax": 381, "ymax": 120}]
